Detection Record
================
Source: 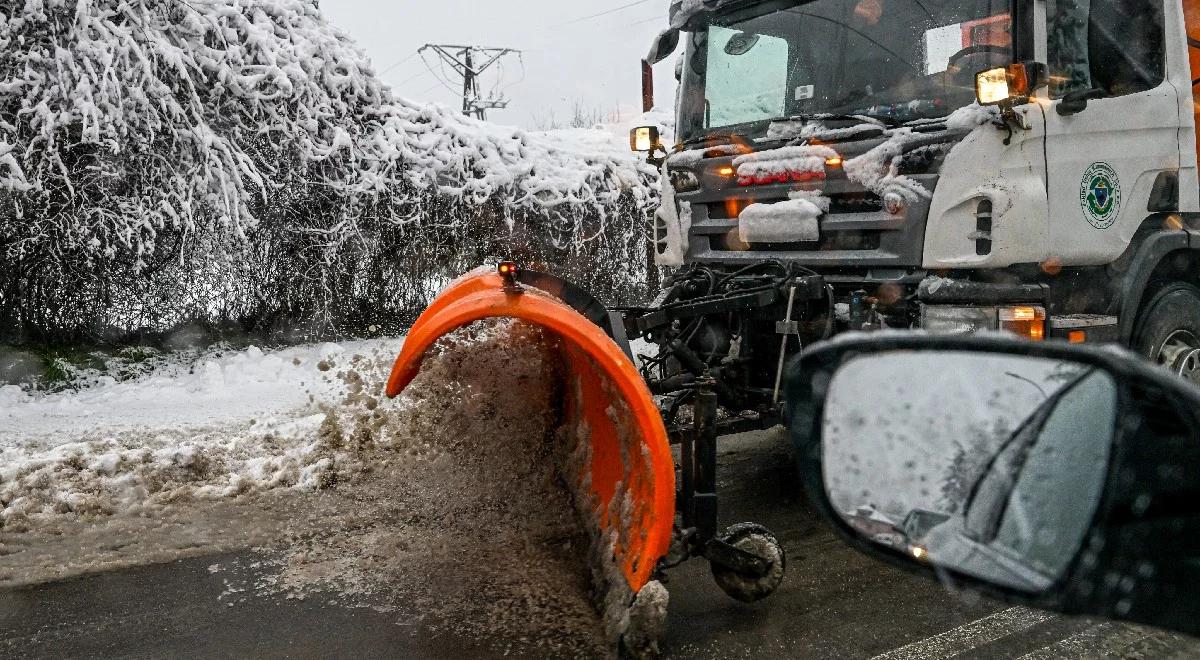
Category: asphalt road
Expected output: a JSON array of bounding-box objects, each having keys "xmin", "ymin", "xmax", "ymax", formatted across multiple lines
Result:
[{"xmin": 2, "ymin": 430, "xmax": 1197, "ymax": 659}]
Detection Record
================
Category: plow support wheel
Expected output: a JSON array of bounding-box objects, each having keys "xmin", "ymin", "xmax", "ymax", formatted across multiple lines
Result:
[{"xmin": 386, "ymin": 269, "xmax": 675, "ymax": 594}]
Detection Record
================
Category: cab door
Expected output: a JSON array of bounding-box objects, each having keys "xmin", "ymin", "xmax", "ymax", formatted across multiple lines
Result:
[{"xmin": 1039, "ymin": 0, "xmax": 1187, "ymax": 265}]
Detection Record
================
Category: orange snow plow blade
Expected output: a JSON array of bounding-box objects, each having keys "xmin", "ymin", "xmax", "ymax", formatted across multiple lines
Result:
[{"xmin": 385, "ymin": 267, "xmax": 674, "ymax": 594}]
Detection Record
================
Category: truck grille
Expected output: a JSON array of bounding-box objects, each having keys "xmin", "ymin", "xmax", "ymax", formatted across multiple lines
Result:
[
  {"xmin": 671, "ymin": 131, "xmax": 959, "ymax": 269},
  {"xmin": 681, "ymin": 174, "xmax": 935, "ymax": 268}
]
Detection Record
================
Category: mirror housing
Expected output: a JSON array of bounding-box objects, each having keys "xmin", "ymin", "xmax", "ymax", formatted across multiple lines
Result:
[
  {"xmin": 786, "ymin": 334, "xmax": 1200, "ymax": 637},
  {"xmin": 646, "ymin": 28, "xmax": 680, "ymax": 65}
]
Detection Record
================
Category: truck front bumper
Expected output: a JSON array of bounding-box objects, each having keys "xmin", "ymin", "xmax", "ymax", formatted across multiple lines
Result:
[{"xmin": 916, "ymin": 276, "xmax": 1120, "ymax": 343}]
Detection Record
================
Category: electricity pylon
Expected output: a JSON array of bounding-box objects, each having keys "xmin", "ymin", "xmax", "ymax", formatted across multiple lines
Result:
[{"xmin": 420, "ymin": 45, "xmax": 520, "ymax": 120}]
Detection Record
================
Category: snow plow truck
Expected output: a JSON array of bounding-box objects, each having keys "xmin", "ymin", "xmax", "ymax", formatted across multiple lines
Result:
[{"xmin": 387, "ymin": 0, "xmax": 1200, "ymax": 622}]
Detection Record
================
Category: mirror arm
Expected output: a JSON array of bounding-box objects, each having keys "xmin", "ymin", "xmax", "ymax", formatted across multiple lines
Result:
[
  {"xmin": 1056, "ymin": 87, "xmax": 1106, "ymax": 116},
  {"xmin": 641, "ymin": 59, "xmax": 654, "ymax": 113}
]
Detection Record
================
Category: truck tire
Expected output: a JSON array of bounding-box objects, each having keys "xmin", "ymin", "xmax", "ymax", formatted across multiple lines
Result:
[{"xmin": 1132, "ymin": 283, "xmax": 1200, "ymax": 383}]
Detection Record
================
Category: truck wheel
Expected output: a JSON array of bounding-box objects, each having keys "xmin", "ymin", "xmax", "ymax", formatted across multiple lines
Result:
[
  {"xmin": 1133, "ymin": 283, "xmax": 1200, "ymax": 384},
  {"xmin": 710, "ymin": 523, "xmax": 786, "ymax": 603}
]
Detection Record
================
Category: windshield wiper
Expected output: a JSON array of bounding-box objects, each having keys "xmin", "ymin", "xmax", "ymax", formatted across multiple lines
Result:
[
  {"xmin": 680, "ymin": 131, "xmax": 749, "ymax": 149},
  {"xmin": 778, "ymin": 113, "xmax": 900, "ymax": 128}
]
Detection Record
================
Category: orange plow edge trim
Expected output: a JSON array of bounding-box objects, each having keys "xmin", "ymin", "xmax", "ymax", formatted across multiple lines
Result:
[{"xmin": 385, "ymin": 269, "xmax": 675, "ymax": 594}]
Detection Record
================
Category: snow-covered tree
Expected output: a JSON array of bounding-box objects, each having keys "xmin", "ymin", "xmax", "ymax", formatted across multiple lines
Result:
[{"xmin": 0, "ymin": 0, "xmax": 658, "ymax": 342}]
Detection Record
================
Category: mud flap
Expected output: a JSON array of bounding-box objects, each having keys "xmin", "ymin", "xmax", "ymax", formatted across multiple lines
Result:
[{"xmin": 385, "ymin": 267, "xmax": 675, "ymax": 600}]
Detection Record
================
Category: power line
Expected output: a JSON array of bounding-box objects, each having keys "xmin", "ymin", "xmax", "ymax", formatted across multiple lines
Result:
[
  {"xmin": 630, "ymin": 14, "xmax": 667, "ymax": 27},
  {"xmin": 420, "ymin": 52, "xmax": 459, "ymax": 94},
  {"xmin": 417, "ymin": 80, "xmax": 447, "ymax": 96},
  {"xmin": 377, "ymin": 50, "xmax": 421, "ymax": 77},
  {"xmin": 394, "ymin": 68, "xmax": 433, "ymax": 87},
  {"xmin": 555, "ymin": 0, "xmax": 656, "ymax": 27}
]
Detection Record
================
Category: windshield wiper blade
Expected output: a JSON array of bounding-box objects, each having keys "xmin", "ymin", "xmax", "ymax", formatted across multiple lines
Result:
[
  {"xmin": 788, "ymin": 113, "xmax": 892, "ymax": 125},
  {"xmin": 774, "ymin": 113, "xmax": 901, "ymax": 130},
  {"xmin": 680, "ymin": 132, "xmax": 748, "ymax": 149}
]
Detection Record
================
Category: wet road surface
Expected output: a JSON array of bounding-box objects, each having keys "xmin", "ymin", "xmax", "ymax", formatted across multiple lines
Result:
[{"xmin": 2, "ymin": 430, "xmax": 1197, "ymax": 659}]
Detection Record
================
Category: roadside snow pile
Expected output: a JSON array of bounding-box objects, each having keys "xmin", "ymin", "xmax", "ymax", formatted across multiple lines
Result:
[
  {"xmin": 0, "ymin": 339, "xmax": 402, "ymax": 531},
  {"xmin": 386, "ymin": 103, "xmax": 659, "ymax": 212}
]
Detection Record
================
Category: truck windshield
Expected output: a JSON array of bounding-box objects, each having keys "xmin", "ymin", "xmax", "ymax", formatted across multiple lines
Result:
[{"xmin": 678, "ymin": 0, "xmax": 1016, "ymax": 142}]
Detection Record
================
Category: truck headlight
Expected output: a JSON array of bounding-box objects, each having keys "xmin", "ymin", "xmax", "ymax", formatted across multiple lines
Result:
[
  {"xmin": 976, "ymin": 63, "xmax": 1034, "ymax": 106},
  {"xmin": 975, "ymin": 67, "xmax": 1011, "ymax": 105},
  {"xmin": 999, "ymin": 305, "xmax": 1046, "ymax": 341},
  {"xmin": 921, "ymin": 304, "xmax": 1046, "ymax": 341},
  {"xmin": 921, "ymin": 305, "xmax": 998, "ymax": 335}
]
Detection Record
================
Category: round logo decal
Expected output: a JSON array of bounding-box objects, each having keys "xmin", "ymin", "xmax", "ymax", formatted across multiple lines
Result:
[{"xmin": 1079, "ymin": 162, "xmax": 1121, "ymax": 229}]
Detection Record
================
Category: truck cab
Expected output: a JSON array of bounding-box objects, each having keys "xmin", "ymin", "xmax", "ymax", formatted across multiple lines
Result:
[{"xmin": 632, "ymin": 0, "xmax": 1200, "ymax": 408}]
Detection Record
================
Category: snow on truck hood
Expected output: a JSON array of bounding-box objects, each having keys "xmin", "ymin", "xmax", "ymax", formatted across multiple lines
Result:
[{"xmin": 668, "ymin": 104, "xmax": 997, "ymax": 218}]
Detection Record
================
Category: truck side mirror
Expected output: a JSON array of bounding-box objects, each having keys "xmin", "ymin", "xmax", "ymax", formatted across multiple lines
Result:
[
  {"xmin": 786, "ymin": 334, "xmax": 1200, "ymax": 638},
  {"xmin": 646, "ymin": 28, "xmax": 680, "ymax": 65}
]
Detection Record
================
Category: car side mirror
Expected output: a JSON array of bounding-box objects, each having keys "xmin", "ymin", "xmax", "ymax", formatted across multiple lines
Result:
[{"xmin": 785, "ymin": 334, "xmax": 1200, "ymax": 637}]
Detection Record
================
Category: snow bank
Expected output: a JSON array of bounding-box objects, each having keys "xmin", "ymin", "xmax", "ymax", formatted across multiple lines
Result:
[
  {"xmin": 386, "ymin": 103, "xmax": 660, "ymax": 211},
  {"xmin": 0, "ymin": 338, "xmax": 401, "ymax": 531}
]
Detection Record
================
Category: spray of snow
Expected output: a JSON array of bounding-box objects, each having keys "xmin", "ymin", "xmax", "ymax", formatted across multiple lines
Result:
[{"xmin": 1, "ymin": 319, "xmax": 669, "ymax": 655}]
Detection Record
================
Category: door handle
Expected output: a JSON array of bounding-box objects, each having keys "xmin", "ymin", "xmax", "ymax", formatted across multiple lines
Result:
[{"xmin": 1056, "ymin": 88, "xmax": 1107, "ymax": 116}]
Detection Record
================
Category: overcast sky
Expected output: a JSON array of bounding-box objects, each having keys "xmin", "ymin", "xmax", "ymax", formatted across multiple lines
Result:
[{"xmin": 323, "ymin": 0, "xmax": 677, "ymax": 129}]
